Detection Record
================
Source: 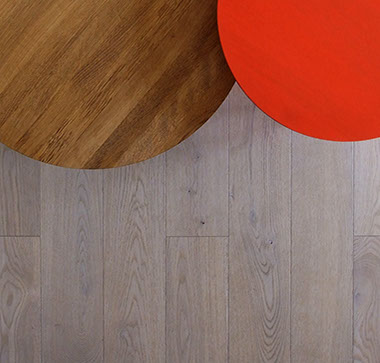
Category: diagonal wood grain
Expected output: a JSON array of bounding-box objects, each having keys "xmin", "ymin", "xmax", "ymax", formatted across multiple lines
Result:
[
  {"xmin": 0, "ymin": 0, "xmax": 234, "ymax": 168},
  {"xmin": 41, "ymin": 166, "xmax": 103, "ymax": 363},
  {"xmin": 166, "ymin": 97, "xmax": 229, "ymax": 237},
  {"xmin": 166, "ymin": 237, "xmax": 228, "ymax": 363},
  {"xmin": 354, "ymin": 237, "xmax": 380, "ymax": 363},
  {"xmin": 354, "ymin": 140, "xmax": 380, "ymax": 235},
  {"xmin": 292, "ymin": 135, "xmax": 353, "ymax": 362},
  {"xmin": 229, "ymin": 86, "xmax": 291, "ymax": 362},
  {"xmin": 104, "ymin": 156, "xmax": 165, "ymax": 362},
  {"xmin": 0, "ymin": 237, "xmax": 40, "ymax": 363},
  {"xmin": 0, "ymin": 145, "xmax": 40, "ymax": 236}
]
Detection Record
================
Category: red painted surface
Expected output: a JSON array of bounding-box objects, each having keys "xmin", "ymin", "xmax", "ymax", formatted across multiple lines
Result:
[{"xmin": 218, "ymin": 0, "xmax": 380, "ymax": 141}]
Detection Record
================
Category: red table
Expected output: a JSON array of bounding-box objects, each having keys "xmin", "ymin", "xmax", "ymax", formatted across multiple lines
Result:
[{"xmin": 218, "ymin": 0, "xmax": 380, "ymax": 141}]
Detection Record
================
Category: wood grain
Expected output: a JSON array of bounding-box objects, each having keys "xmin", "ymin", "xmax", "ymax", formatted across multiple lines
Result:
[
  {"xmin": 229, "ymin": 86, "xmax": 291, "ymax": 362},
  {"xmin": 0, "ymin": 237, "xmax": 40, "ymax": 363},
  {"xmin": 166, "ymin": 237, "xmax": 228, "ymax": 362},
  {"xmin": 354, "ymin": 237, "xmax": 380, "ymax": 363},
  {"xmin": 292, "ymin": 135, "xmax": 353, "ymax": 362},
  {"xmin": 0, "ymin": 0, "xmax": 234, "ymax": 168},
  {"xmin": 0, "ymin": 145, "xmax": 40, "ymax": 236},
  {"xmin": 104, "ymin": 156, "xmax": 165, "ymax": 362},
  {"xmin": 354, "ymin": 140, "xmax": 380, "ymax": 235},
  {"xmin": 41, "ymin": 166, "xmax": 103, "ymax": 362},
  {"xmin": 166, "ymin": 98, "xmax": 229, "ymax": 237}
]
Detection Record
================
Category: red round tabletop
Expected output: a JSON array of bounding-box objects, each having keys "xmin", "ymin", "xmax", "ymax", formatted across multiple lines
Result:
[{"xmin": 218, "ymin": 0, "xmax": 380, "ymax": 141}]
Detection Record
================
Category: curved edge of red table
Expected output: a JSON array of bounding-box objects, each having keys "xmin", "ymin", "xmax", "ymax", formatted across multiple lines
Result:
[{"xmin": 218, "ymin": 0, "xmax": 380, "ymax": 142}]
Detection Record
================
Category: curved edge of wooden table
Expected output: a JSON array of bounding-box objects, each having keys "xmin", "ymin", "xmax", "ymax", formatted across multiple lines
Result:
[{"xmin": 0, "ymin": 83, "xmax": 236, "ymax": 170}]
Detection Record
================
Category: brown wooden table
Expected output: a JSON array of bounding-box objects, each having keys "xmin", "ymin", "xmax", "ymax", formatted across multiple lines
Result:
[{"xmin": 0, "ymin": 0, "xmax": 234, "ymax": 168}]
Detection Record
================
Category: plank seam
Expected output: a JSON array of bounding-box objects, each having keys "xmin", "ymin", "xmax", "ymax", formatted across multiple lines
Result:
[
  {"xmin": 102, "ymin": 170, "xmax": 105, "ymax": 363},
  {"xmin": 166, "ymin": 235, "xmax": 229, "ymax": 238},
  {"xmin": 227, "ymin": 89, "xmax": 231, "ymax": 363},
  {"xmin": 40, "ymin": 169, "xmax": 43, "ymax": 363},
  {"xmin": 0, "ymin": 235, "xmax": 41, "ymax": 238},
  {"xmin": 290, "ymin": 130, "xmax": 293, "ymax": 363},
  {"xmin": 165, "ymin": 152, "xmax": 168, "ymax": 363},
  {"xmin": 352, "ymin": 142, "xmax": 355, "ymax": 363},
  {"xmin": 354, "ymin": 235, "xmax": 380, "ymax": 238}
]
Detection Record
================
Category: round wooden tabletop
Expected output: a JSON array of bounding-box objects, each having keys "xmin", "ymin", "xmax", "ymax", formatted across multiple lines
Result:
[
  {"xmin": 0, "ymin": 0, "xmax": 234, "ymax": 168},
  {"xmin": 218, "ymin": 0, "xmax": 380, "ymax": 141}
]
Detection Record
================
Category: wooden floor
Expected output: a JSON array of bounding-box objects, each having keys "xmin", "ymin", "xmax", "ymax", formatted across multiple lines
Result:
[{"xmin": 1, "ymin": 84, "xmax": 379, "ymax": 362}]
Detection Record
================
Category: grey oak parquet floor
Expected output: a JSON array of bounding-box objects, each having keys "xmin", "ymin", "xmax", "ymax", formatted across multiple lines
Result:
[{"xmin": 0, "ymin": 84, "xmax": 380, "ymax": 362}]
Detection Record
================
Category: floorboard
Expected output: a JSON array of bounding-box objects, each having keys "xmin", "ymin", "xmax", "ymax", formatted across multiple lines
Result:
[
  {"xmin": 0, "ymin": 237, "xmax": 40, "ymax": 363},
  {"xmin": 41, "ymin": 166, "xmax": 103, "ymax": 363},
  {"xmin": 166, "ymin": 98, "xmax": 229, "ymax": 237},
  {"xmin": 166, "ymin": 237, "xmax": 228, "ymax": 363},
  {"xmin": 291, "ymin": 136, "xmax": 353, "ymax": 362},
  {"xmin": 0, "ymin": 145, "xmax": 40, "ymax": 236},
  {"xmin": 229, "ymin": 86, "xmax": 291, "ymax": 362},
  {"xmin": 355, "ymin": 140, "xmax": 380, "ymax": 235},
  {"xmin": 104, "ymin": 156, "xmax": 165, "ymax": 363},
  {"xmin": 354, "ymin": 236, "xmax": 380, "ymax": 362}
]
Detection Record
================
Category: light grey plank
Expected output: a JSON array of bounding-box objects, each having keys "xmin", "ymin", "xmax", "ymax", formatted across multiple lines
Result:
[
  {"xmin": 0, "ymin": 145, "xmax": 40, "ymax": 236},
  {"xmin": 0, "ymin": 237, "xmax": 40, "ymax": 363},
  {"xmin": 229, "ymin": 86, "xmax": 291, "ymax": 362},
  {"xmin": 354, "ymin": 237, "xmax": 380, "ymax": 363},
  {"xmin": 166, "ymin": 98, "xmax": 229, "ymax": 237},
  {"xmin": 292, "ymin": 135, "xmax": 353, "ymax": 362},
  {"xmin": 166, "ymin": 237, "xmax": 228, "ymax": 363},
  {"xmin": 104, "ymin": 156, "xmax": 165, "ymax": 362},
  {"xmin": 354, "ymin": 140, "xmax": 380, "ymax": 235},
  {"xmin": 41, "ymin": 166, "xmax": 103, "ymax": 363}
]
